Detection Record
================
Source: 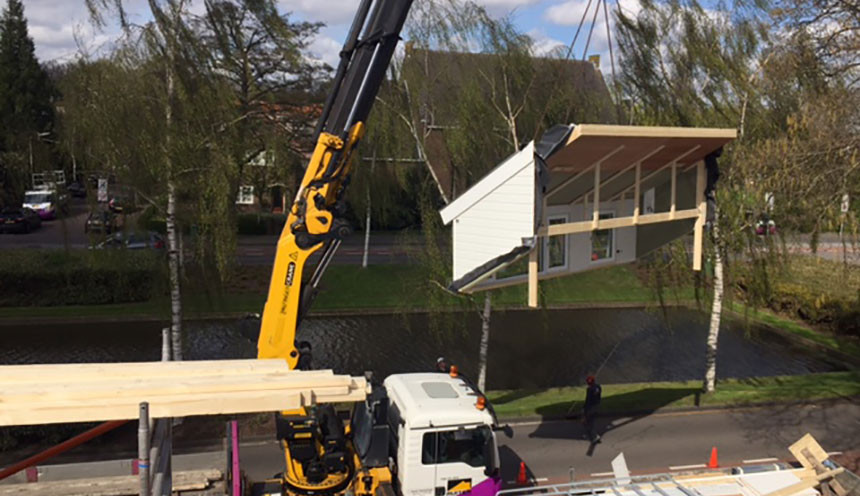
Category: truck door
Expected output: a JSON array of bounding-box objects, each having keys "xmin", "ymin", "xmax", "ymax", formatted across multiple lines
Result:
[{"xmin": 422, "ymin": 426, "xmax": 496, "ymax": 496}]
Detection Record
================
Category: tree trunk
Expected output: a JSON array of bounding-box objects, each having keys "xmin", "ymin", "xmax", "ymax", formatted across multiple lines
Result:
[
  {"xmin": 477, "ymin": 293, "xmax": 491, "ymax": 392},
  {"xmin": 703, "ymin": 220, "xmax": 723, "ymax": 393},
  {"xmin": 362, "ymin": 154, "xmax": 375, "ymax": 269},
  {"xmin": 167, "ymin": 180, "xmax": 183, "ymax": 361},
  {"xmin": 164, "ymin": 5, "xmax": 182, "ymax": 361}
]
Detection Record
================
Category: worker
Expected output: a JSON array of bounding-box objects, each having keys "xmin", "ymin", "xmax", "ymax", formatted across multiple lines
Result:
[
  {"xmin": 436, "ymin": 357, "xmax": 450, "ymax": 373},
  {"xmin": 583, "ymin": 375, "xmax": 602, "ymax": 443}
]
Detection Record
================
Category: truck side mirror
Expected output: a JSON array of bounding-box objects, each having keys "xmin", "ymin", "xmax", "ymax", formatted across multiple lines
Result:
[{"xmin": 494, "ymin": 424, "xmax": 513, "ymax": 439}]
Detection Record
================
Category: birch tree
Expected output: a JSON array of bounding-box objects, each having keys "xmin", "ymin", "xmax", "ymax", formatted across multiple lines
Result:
[{"xmin": 81, "ymin": 0, "xmax": 238, "ymax": 359}]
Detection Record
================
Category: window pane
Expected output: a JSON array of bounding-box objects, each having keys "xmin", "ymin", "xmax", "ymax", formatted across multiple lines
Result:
[
  {"xmin": 422, "ymin": 432, "xmax": 436, "ymax": 465},
  {"xmin": 591, "ymin": 213, "xmax": 614, "ymax": 261},
  {"xmin": 548, "ymin": 217, "xmax": 566, "ymax": 269},
  {"xmin": 422, "ymin": 427, "xmax": 491, "ymax": 467}
]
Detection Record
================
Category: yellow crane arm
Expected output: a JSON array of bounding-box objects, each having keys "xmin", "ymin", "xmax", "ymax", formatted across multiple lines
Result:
[{"xmin": 257, "ymin": 124, "xmax": 364, "ymax": 367}]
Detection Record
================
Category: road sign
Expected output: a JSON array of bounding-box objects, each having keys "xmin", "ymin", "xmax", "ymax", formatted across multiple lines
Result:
[
  {"xmin": 98, "ymin": 178, "xmax": 108, "ymax": 203},
  {"xmin": 841, "ymin": 193, "xmax": 850, "ymax": 214}
]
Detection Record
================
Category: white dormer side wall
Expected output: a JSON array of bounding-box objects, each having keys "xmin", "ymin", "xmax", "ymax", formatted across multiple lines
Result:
[{"xmin": 442, "ymin": 143, "xmax": 536, "ymax": 281}]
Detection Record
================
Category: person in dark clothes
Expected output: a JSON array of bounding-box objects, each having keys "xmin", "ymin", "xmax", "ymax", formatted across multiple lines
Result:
[
  {"xmin": 436, "ymin": 357, "xmax": 450, "ymax": 373},
  {"xmin": 583, "ymin": 375, "xmax": 602, "ymax": 443}
]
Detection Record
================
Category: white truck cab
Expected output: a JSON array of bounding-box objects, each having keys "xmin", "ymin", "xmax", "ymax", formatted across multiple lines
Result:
[{"xmin": 383, "ymin": 373, "xmax": 500, "ymax": 496}]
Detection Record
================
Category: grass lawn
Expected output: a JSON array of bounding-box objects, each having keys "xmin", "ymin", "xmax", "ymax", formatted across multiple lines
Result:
[
  {"xmin": 487, "ymin": 371, "xmax": 860, "ymax": 419},
  {"xmin": 0, "ymin": 263, "xmax": 666, "ymax": 320}
]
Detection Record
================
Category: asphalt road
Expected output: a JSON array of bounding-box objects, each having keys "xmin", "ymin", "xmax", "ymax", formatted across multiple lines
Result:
[
  {"xmin": 0, "ymin": 200, "xmax": 422, "ymax": 264},
  {"xmin": 0, "ymin": 201, "xmax": 855, "ymax": 265},
  {"xmin": 229, "ymin": 401, "xmax": 859, "ymax": 484}
]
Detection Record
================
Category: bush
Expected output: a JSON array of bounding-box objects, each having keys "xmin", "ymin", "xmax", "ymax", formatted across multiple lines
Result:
[
  {"xmin": 237, "ymin": 212, "xmax": 286, "ymax": 235},
  {"xmin": 138, "ymin": 205, "xmax": 167, "ymax": 234},
  {"xmin": 0, "ymin": 250, "xmax": 162, "ymax": 307}
]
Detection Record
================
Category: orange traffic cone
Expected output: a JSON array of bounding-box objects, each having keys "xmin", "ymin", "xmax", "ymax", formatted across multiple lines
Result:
[
  {"xmin": 708, "ymin": 446, "xmax": 719, "ymax": 469},
  {"xmin": 517, "ymin": 461, "xmax": 528, "ymax": 486}
]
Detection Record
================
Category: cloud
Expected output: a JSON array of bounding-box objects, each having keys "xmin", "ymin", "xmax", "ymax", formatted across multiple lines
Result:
[
  {"xmin": 306, "ymin": 34, "xmax": 343, "ymax": 68},
  {"xmin": 474, "ymin": 0, "xmax": 544, "ymax": 16},
  {"xmin": 542, "ymin": 0, "xmax": 642, "ymax": 74},
  {"xmin": 527, "ymin": 28, "xmax": 565, "ymax": 56},
  {"xmin": 277, "ymin": 0, "xmax": 358, "ymax": 25},
  {"xmin": 23, "ymin": 0, "xmax": 148, "ymax": 63}
]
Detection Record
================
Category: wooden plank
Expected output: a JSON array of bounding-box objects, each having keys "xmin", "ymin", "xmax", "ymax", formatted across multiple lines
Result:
[
  {"xmin": 789, "ymin": 434, "xmax": 831, "ymax": 470},
  {"xmin": 0, "ymin": 469, "xmax": 221, "ymax": 496},
  {"xmin": 565, "ymin": 145, "xmax": 666, "ymax": 206},
  {"xmin": 607, "ymin": 146, "xmax": 701, "ymax": 202},
  {"xmin": 693, "ymin": 162, "xmax": 705, "ymax": 271},
  {"xmin": 540, "ymin": 208, "xmax": 699, "ymax": 236},
  {"xmin": 547, "ymin": 125, "xmax": 735, "ymax": 175},
  {"xmin": 547, "ymin": 146, "xmax": 626, "ymax": 199},
  {"xmin": 568, "ymin": 124, "xmax": 739, "ymax": 141},
  {"xmin": 0, "ymin": 359, "xmax": 295, "ymax": 383},
  {"xmin": 762, "ymin": 468, "xmax": 844, "ymax": 496},
  {"xmin": 633, "ymin": 161, "xmax": 641, "ymax": 224},
  {"xmin": 1, "ymin": 373, "xmax": 357, "ymax": 401},
  {"xmin": 528, "ymin": 246, "xmax": 538, "ymax": 308},
  {"xmin": 670, "ymin": 162, "xmax": 677, "ymax": 218},
  {"xmin": 2, "ymin": 381, "xmax": 365, "ymax": 412},
  {"xmin": 0, "ymin": 361, "xmax": 369, "ymax": 426}
]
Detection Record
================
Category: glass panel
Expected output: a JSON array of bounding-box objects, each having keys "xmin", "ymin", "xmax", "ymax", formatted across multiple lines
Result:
[
  {"xmin": 547, "ymin": 217, "xmax": 567, "ymax": 269},
  {"xmin": 421, "ymin": 427, "xmax": 492, "ymax": 467},
  {"xmin": 591, "ymin": 212, "xmax": 614, "ymax": 261}
]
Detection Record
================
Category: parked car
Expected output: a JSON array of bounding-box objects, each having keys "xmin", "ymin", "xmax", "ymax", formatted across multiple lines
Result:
[
  {"xmin": 67, "ymin": 181, "xmax": 87, "ymax": 198},
  {"xmin": 93, "ymin": 231, "xmax": 165, "ymax": 250},
  {"xmin": 22, "ymin": 189, "xmax": 67, "ymax": 219},
  {"xmin": 0, "ymin": 207, "xmax": 42, "ymax": 234},
  {"xmin": 85, "ymin": 209, "xmax": 118, "ymax": 234}
]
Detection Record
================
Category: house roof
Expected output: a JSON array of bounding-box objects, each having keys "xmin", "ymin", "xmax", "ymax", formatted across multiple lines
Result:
[
  {"xmin": 401, "ymin": 48, "xmax": 617, "ymax": 201},
  {"xmin": 546, "ymin": 124, "xmax": 737, "ymax": 174}
]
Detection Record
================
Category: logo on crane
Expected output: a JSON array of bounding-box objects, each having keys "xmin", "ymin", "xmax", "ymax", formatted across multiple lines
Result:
[{"xmin": 285, "ymin": 262, "xmax": 296, "ymax": 287}]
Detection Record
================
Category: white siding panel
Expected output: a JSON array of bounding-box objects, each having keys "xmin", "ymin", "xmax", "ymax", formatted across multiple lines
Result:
[
  {"xmin": 441, "ymin": 143, "xmax": 535, "ymax": 224},
  {"xmin": 452, "ymin": 159, "xmax": 536, "ymax": 280}
]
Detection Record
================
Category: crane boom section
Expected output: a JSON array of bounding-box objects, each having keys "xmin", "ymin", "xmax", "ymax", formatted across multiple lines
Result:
[{"xmin": 257, "ymin": 0, "xmax": 414, "ymax": 368}]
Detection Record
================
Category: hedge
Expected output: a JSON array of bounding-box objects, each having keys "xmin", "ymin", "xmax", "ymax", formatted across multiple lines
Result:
[{"xmin": 0, "ymin": 250, "xmax": 162, "ymax": 307}]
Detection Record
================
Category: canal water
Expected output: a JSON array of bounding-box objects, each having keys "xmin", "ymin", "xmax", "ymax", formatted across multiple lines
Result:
[{"xmin": 0, "ymin": 307, "xmax": 841, "ymax": 390}]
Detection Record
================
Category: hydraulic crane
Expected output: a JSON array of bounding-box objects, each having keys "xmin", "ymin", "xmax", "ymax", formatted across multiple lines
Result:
[
  {"xmin": 257, "ymin": 0, "xmax": 414, "ymax": 369},
  {"xmin": 255, "ymin": 3, "xmax": 505, "ymax": 496}
]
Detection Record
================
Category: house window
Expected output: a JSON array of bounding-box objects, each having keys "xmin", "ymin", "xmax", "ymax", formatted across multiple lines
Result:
[
  {"xmin": 591, "ymin": 212, "xmax": 615, "ymax": 261},
  {"xmin": 546, "ymin": 216, "xmax": 568, "ymax": 270},
  {"xmin": 236, "ymin": 185, "xmax": 255, "ymax": 205}
]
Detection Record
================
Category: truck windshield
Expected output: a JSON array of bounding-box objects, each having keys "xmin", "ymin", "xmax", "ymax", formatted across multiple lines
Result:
[
  {"xmin": 25, "ymin": 193, "xmax": 52, "ymax": 204},
  {"xmin": 422, "ymin": 426, "xmax": 492, "ymax": 468}
]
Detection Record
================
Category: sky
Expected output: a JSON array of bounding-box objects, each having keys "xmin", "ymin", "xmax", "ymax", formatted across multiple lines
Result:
[{"xmin": 20, "ymin": 0, "xmax": 643, "ymax": 74}]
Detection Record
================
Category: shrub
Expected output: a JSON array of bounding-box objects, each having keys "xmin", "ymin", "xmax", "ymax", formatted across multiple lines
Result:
[{"xmin": 0, "ymin": 250, "xmax": 162, "ymax": 307}]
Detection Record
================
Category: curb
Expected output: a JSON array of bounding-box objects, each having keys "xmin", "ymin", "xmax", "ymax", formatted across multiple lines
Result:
[{"xmin": 495, "ymin": 394, "xmax": 860, "ymax": 423}]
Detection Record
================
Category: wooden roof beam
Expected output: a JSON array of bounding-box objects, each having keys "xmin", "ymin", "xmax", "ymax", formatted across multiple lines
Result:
[
  {"xmin": 566, "ymin": 145, "xmax": 667, "ymax": 206},
  {"xmin": 544, "ymin": 145, "xmax": 625, "ymax": 199}
]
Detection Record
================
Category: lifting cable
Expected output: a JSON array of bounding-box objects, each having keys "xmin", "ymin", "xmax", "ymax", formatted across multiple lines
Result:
[
  {"xmin": 582, "ymin": 0, "xmax": 603, "ymax": 61},
  {"xmin": 531, "ymin": 0, "xmax": 621, "ymax": 139}
]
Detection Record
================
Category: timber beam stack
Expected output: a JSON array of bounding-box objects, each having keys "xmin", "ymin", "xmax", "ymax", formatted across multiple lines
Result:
[{"xmin": 0, "ymin": 359, "xmax": 369, "ymax": 426}]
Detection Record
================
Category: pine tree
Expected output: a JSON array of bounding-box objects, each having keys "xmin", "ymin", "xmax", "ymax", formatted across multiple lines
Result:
[{"xmin": 0, "ymin": 0, "xmax": 53, "ymax": 146}]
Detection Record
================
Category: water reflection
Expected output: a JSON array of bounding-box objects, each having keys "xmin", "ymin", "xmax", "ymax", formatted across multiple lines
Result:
[{"xmin": 0, "ymin": 308, "xmax": 839, "ymax": 390}]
